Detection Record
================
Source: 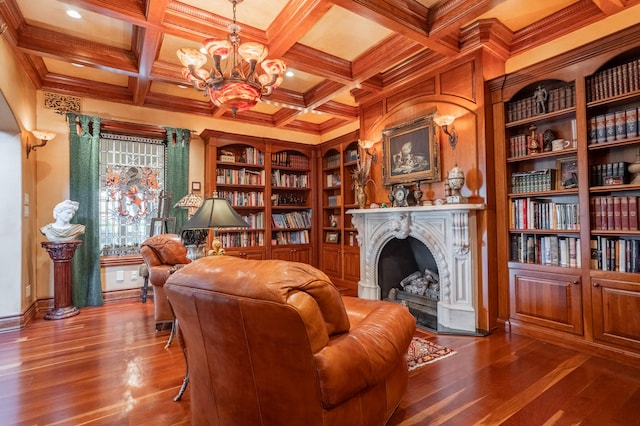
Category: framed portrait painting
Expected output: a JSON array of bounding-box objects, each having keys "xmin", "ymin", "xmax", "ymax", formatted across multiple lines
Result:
[{"xmin": 382, "ymin": 113, "xmax": 441, "ymax": 186}]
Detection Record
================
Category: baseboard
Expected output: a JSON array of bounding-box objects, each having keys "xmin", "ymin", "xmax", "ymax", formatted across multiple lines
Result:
[{"xmin": 0, "ymin": 289, "xmax": 145, "ymax": 332}]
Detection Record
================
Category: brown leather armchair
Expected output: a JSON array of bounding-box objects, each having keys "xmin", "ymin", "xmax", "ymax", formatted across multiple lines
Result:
[
  {"xmin": 165, "ymin": 256, "xmax": 416, "ymax": 426},
  {"xmin": 140, "ymin": 234, "xmax": 191, "ymax": 330}
]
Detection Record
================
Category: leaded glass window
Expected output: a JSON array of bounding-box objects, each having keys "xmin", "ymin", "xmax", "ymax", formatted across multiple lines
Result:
[{"xmin": 99, "ymin": 134, "xmax": 166, "ymax": 256}]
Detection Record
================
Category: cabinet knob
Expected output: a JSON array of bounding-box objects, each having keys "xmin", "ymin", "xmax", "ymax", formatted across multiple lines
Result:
[
  {"xmin": 593, "ymin": 282, "xmax": 600, "ymax": 287},
  {"xmin": 572, "ymin": 280, "xmax": 579, "ymax": 285}
]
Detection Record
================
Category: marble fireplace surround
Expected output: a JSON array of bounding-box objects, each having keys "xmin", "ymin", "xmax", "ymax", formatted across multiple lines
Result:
[{"xmin": 349, "ymin": 205, "xmax": 484, "ymax": 333}]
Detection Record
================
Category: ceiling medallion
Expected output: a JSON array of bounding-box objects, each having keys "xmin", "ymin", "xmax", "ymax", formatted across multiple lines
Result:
[{"xmin": 176, "ymin": 0, "xmax": 286, "ymax": 117}]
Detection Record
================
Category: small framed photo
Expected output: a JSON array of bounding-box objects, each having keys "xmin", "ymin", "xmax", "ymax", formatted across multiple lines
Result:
[
  {"xmin": 325, "ymin": 232, "xmax": 340, "ymax": 244},
  {"xmin": 191, "ymin": 181, "xmax": 201, "ymax": 192},
  {"xmin": 556, "ymin": 156, "xmax": 578, "ymax": 189}
]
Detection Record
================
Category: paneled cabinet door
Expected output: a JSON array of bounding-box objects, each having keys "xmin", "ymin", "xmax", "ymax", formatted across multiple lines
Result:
[
  {"xmin": 271, "ymin": 246, "xmax": 311, "ymax": 264},
  {"xmin": 592, "ymin": 278, "xmax": 640, "ymax": 351},
  {"xmin": 343, "ymin": 248, "xmax": 360, "ymax": 283},
  {"xmin": 321, "ymin": 246, "xmax": 342, "ymax": 280},
  {"xmin": 510, "ymin": 268, "xmax": 583, "ymax": 335},
  {"xmin": 227, "ymin": 248, "xmax": 265, "ymax": 260}
]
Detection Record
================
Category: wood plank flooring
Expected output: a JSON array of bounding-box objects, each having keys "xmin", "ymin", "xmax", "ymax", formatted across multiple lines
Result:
[{"xmin": 0, "ymin": 299, "xmax": 639, "ymax": 425}]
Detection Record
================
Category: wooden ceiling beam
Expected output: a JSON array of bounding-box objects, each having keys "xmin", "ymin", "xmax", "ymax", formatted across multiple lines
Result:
[
  {"xmin": 329, "ymin": 0, "xmax": 459, "ymax": 56},
  {"xmin": 266, "ymin": 0, "xmax": 333, "ymax": 58},
  {"xmin": 590, "ymin": 0, "xmax": 626, "ymax": 15},
  {"xmin": 17, "ymin": 25, "xmax": 139, "ymax": 76}
]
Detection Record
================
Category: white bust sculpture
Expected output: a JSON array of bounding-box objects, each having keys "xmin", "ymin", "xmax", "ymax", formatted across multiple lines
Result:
[{"xmin": 40, "ymin": 200, "xmax": 86, "ymax": 242}]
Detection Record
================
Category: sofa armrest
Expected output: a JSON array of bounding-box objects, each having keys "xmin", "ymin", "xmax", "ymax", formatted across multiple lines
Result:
[{"xmin": 314, "ymin": 298, "xmax": 415, "ymax": 407}]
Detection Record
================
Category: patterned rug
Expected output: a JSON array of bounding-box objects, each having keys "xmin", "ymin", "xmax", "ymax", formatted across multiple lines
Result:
[{"xmin": 406, "ymin": 337, "xmax": 457, "ymax": 371}]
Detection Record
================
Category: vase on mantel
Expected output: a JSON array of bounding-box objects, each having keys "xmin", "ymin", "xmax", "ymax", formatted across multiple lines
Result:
[{"xmin": 355, "ymin": 183, "xmax": 368, "ymax": 209}]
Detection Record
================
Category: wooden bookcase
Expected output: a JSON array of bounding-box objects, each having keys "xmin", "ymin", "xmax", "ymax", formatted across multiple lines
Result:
[
  {"xmin": 269, "ymin": 144, "xmax": 313, "ymax": 264},
  {"xmin": 201, "ymin": 131, "xmax": 315, "ymax": 263},
  {"xmin": 319, "ymin": 131, "xmax": 361, "ymax": 296},
  {"xmin": 490, "ymin": 25, "xmax": 640, "ymax": 363}
]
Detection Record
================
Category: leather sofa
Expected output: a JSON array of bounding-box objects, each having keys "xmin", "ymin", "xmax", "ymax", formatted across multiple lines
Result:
[
  {"xmin": 165, "ymin": 256, "xmax": 416, "ymax": 426},
  {"xmin": 140, "ymin": 234, "xmax": 191, "ymax": 330}
]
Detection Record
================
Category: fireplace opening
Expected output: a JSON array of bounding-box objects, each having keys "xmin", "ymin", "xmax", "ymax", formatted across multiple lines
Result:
[{"xmin": 378, "ymin": 236, "xmax": 439, "ymax": 330}]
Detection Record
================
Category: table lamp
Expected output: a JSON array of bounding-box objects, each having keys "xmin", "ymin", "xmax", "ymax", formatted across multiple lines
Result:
[{"xmin": 180, "ymin": 193, "xmax": 249, "ymax": 255}]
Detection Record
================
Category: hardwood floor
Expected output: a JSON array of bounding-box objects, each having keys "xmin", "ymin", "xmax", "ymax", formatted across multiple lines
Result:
[{"xmin": 1, "ymin": 300, "xmax": 639, "ymax": 425}]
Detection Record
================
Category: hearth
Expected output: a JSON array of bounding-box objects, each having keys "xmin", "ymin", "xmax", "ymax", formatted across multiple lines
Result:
[{"xmin": 350, "ymin": 204, "xmax": 484, "ymax": 334}]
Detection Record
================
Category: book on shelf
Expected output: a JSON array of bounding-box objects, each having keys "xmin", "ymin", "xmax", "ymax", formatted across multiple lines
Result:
[{"xmin": 594, "ymin": 237, "xmax": 640, "ymax": 272}]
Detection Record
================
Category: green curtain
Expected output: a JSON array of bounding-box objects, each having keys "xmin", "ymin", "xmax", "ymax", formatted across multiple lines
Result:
[
  {"xmin": 67, "ymin": 113, "xmax": 103, "ymax": 307},
  {"xmin": 165, "ymin": 127, "xmax": 191, "ymax": 231}
]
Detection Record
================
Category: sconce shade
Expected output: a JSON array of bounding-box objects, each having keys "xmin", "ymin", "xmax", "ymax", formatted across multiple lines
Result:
[
  {"xmin": 26, "ymin": 130, "xmax": 56, "ymax": 158},
  {"xmin": 433, "ymin": 115, "xmax": 455, "ymax": 127},
  {"xmin": 181, "ymin": 197, "xmax": 249, "ymax": 230},
  {"xmin": 434, "ymin": 114, "xmax": 458, "ymax": 150}
]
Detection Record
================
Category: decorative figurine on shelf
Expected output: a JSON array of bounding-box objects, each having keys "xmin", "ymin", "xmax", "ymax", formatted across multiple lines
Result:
[
  {"xmin": 528, "ymin": 124, "xmax": 540, "ymax": 154},
  {"xmin": 352, "ymin": 140, "xmax": 376, "ymax": 209},
  {"xmin": 533, "ymin": 84, "xmax": 548, "ymax": 115},
  {"xmin": 40, "ymin": 200, "xmax": 85, "ymax": 242},
  {"xmin": 542, "ymin": 129, "xmax": 555, "ymax": 152}
]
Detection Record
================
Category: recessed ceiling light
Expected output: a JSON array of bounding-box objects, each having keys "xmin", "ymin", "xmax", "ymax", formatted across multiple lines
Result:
[
  {"xmin": 71, "ymin": 63, "xmax": 84, "ymax": 67},
  {"xmin": 285, "ymin": 70, "xmax": 294, "ymax": 78},
  {"xmin": 66, "ymin": 10, "xmax": 82, "ymax": 19},
  {"xmin": 178, "ymin": 85, "xmax": 188, "ymax": 89}
]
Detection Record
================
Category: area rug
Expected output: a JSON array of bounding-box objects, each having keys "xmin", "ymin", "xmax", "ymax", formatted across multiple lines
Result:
[{"xmin": 406, "ymin": 337, "xmax": 456, "ymax": 371}]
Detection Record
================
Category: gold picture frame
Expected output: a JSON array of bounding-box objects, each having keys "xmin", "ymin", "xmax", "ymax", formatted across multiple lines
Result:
[
  {"xmin": 556, "ymin": 156, "xmax": 578, "ymax": 189},
  {"xmin": 382, "ymin": 113, "xmax": 441, "ymax": 186}
]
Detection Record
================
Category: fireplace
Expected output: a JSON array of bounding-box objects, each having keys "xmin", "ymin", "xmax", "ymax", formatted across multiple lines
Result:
[{"xmin": 350, "ymin": 204, "xmax": 484, "ymax": 334}]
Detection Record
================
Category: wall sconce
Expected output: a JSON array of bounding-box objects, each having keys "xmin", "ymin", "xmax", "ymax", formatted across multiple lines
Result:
[
  {"xmin": 359, "ymin": 139, "xmax": 378, "ymax": 164},
  {"xmin": 26, "ymin": 130, "xmax": 56, "ymax": 158},
  {"xmin": 434, "ymin": 115, "xmax": 458, "ymax": 150}
]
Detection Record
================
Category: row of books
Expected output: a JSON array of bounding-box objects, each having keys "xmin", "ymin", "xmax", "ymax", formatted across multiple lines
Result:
[
  {"xmin": 590, "ymin": 237, "xmax": 640, "ymax": 272},
  {"xmin": 586, "ymin": 58, "xmax": 640, "ymax": 103},
  {"xmin": 271, "ymin": 152, "xmax": 309, "ymax": 169},
  {"xmin": 218, "ymin": 231, "xmax": 265, "ymax": 248},
  {"xmin": 326, "ymin": 172, "xmax": 341, "ymax": 187},
  {"xmin": 229, "ymin": 147, "xmax": 264, "ymax": 165},
  {"xmin": 506, "ymin": 84, "xmax": 575, "ymax": 123},
  {"xmin": 272, "ymin": 230, "xmax": 310, "ymax": 245},
  {"xmin": 589, "ymin": 108, "xmax": 638, "ymax": 144},
  {"xmin": 271, "ymin": 169, "xmax": 309, "ymax": 188},
  {"xmin": 326, "ymin": 153, "xmax": 341, "ymax": 168},
  {"xmin": 589, "ymin": 162, "xmax": 629, "ymax": 187},
  {"xmin": 591, "ymin": 196, "xmax": 639, "ymax": 231},
  {"xmin": 271, "ymin": 210, "xmax": 312, "ymax": 229},
  {"xmin": 511, "ymin": 169, "xmax": 556, "ymax": 193},
  {"xmin": 327, "ymin": 195, "xmax": 342, "ymax": 206},
  {"xmin": 216, "ymin": 168, "xmax": 265, "ymax": 185},
  {"xmin": 345, "ymin": 149, "xmax": 358, "ymax": 162},
  {"xmin": 218, "ymin": 191, "xmax": 264, "ymax": 207},
  {"xmin": 239, "ymin": 212, "xmax": 264, "ymax": 229},
  {"xmin": 509, "ymin": 198, "xmax": 580, "ymax": 230},
  {"xmin": 510, "ymin": 234, "xmax": 581, "ymax": 268}
]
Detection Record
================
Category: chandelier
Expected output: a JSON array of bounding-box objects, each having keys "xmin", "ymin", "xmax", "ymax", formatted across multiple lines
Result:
[{"xmin": 176, "ymin": 0, "xmax": 286, "ymax": 117}]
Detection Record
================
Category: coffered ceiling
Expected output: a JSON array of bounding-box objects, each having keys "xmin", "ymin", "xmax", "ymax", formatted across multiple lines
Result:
[{"xmin": 1, "ymin": 0, "xmax": 638, "ymax": 137}]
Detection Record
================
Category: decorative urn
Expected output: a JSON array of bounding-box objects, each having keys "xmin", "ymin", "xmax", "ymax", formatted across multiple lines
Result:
[{"xmin": 446, "ymin": 165, "xmax": 467, "ymax": 204}]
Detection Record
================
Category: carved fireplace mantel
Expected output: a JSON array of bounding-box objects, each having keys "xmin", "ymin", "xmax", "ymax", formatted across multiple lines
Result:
[{"xmin": 349, "ymin": 204, "xmax": 484, "ymax": 333}]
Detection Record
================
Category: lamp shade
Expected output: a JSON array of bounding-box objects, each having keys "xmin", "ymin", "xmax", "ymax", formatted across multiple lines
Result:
[
  {"xmin": 181, "ymin": 197, "xmax": 249, "ymax": 230},
  {"xmin": 174, "ymin": 192, "xmax": 204, "ymax": 209}
]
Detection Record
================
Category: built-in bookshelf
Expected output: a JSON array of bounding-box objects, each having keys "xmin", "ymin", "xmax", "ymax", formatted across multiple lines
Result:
[
  {"xmin": 319, "ymin": 133, "xmax": 360, "ymax": 295},
  {"xmin": 268, "ymin": 148, "xmax": 313, "ymax": 263},
  {"xmin": 214, "ymin": 143, "xmax": 267, "ymax": 258},
  {"xmin": 202, "ymin": 132, "xmax": 316, "ymax": 262},
  {"xmin": 491, "ymin": 30, "xmax": 640, "ymax": 360}
]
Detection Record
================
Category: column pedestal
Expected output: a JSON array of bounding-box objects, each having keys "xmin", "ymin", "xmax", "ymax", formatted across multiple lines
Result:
[{"xmin": 41, "ymin": 240, "xmax": 82, "ymax": 320}]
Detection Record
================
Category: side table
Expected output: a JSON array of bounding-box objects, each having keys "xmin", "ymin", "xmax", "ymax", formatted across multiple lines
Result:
[{"xmin": 41, "ymin": 240, "xmax": 82, "ymax": 320}]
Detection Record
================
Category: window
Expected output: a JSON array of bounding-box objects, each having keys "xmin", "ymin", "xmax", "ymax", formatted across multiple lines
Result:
[{"xmin": 99, "ymin": 134, "xmax": 166, "ymax": 256}]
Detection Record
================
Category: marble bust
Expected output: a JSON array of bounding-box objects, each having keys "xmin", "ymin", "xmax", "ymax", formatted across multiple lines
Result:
[{"xmin": 40, "ymin": 200, "xmax": 85, "ymax": 242}]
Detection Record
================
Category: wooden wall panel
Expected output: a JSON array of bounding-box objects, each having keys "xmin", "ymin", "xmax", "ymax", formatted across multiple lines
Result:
[{"xmin": 440, "ymin": 60, "xmax": 476, "ymax": 102}]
